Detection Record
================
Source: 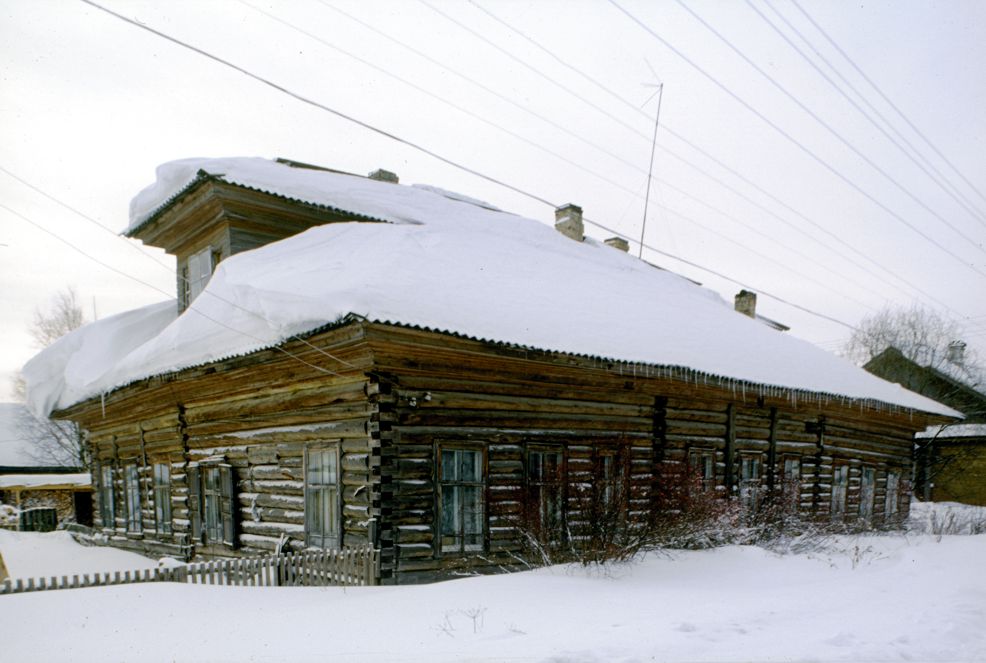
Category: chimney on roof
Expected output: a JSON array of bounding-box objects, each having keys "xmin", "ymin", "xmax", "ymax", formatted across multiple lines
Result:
[
  {"xmin": 555, "ymin": 204, "xmax": 584, "ymax": 242},
  {"xmin": 368, "ymin": 168, "xmax": 399, "ymax": 184},
  {"xmin": 947, "ymin": 340, "xmax": 966, "ymax": 364},
  {"xmin": 604, "ymin": 237, "xmax": 630, "ymax": 252},
  {"xmin": 735, "ymin": 290, "xmax": 757, "ymax": 319}
]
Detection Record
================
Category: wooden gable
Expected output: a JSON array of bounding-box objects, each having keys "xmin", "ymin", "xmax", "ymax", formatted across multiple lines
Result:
[{"xmin": 126, "ymin": 173, "xmax": 386, "ymax": 311}]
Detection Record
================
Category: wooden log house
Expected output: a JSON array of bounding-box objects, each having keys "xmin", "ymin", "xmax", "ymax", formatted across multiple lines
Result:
[{"xmin": 25, "ymin": 158, "xmax": 959, "ymax": 584}]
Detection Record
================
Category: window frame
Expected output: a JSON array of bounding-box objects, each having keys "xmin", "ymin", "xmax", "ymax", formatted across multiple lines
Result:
[
  {"xmin": 186, "ymin": 246, "xmax": 219, "ymax": 303},
  {"xmin": 781, "ymin": 455, "xmax": 801, "ymax": 488},
  {"xmin": 688, "ymin": 448, "xmax": 716, "ymax": 493},
  {"xmin": 858, "ymin": 465, "xmax": 876, "ymax": 521},
  {"xmin": 738, "ymin": 452, "xmax": 764, "ymax": 510},
  {"xmin": 153, "ymin": 462, "xmax": 173, "ymax": 535},
  {"xmin": 304, "ymin": 443, "xmax": 342, "ymax": 549},
  {"xmin": 99, "ymin": 464, "xmax": 115, "ymax": 529},
  {"xmin": 830, "ymin": 463, "xmax": 850, "ymax": 522},
  {"xmin": 526, "ymin": 444, "xmax": 566, "ymax": 545},
  {"xmin": 124, "ymin": 464, "xmax": 142, "ymax": 534},
  {"xmin": 187, "ymin": 462, "xmax": 237, "ymax": 548},
  {"xmin": 885, "ymin": 470, "xmax": 901, "ymax": 520},
  {"xmin": 437, "ymin": 444, "xmax": 487, "ymax": 556}
]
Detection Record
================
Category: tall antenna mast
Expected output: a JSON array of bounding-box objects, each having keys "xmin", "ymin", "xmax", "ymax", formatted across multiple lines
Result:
[{"xmin": 638, "ymin": 77, "xmax": 664, "ymax": 259}]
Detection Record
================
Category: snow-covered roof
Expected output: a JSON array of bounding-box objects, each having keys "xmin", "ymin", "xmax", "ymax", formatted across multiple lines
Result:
[
  {"xmin": 24, "ymin": 157, "xmax": 962, "ymax": 419},
  {"xmin": 916, "ymin": 423, "xmax": 986, "ymax": 439},
  {"xmin": 0, "ymin": 472, "xmax": 90, "ymax": 490}
]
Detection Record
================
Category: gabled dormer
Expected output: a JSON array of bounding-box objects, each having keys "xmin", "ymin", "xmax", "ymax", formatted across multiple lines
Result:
[{"xmin": 126, "ymin": 159, "xmax": 392, "ymax": 313}]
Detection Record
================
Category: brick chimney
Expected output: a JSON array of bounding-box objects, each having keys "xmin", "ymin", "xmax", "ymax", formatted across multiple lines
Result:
[
  {"xmin": 735, "ymin": 290, "xmax": 757, "ymax": 319},
  {"xmin": 604, "ymin": 237, "xmax": 630, "ymax": 252},
  {"xmin": 554, "ymin": 204, "xmax": 584, "ymax": 242},
  {"xmin": 368, "ymin": 168, "xmax": 399, "ymax": 183},
  {"xmin": 947, "ymin": 340, "xmax": 966, "ymax": 364}
]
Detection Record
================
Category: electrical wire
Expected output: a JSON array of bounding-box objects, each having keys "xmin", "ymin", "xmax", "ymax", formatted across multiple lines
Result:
[
  {"xmin": 1, "ymin": 201, "xmax": 348, "ymax": 380},
  {"xmin": 76, "ymin": 0, "xmax": 871, "ymax": 332},
  {"xmin": 789, "ymin": 0, "xmax": 986, "ymax": 208},
  {"xmin": 758, "ymin": 0, "xmax": 986, "ymax": 228},
  {"xmin": 655, "ymin": 0, "xmax": 986, "ymax": 267},
  {"xmin": 241, "ymin": 1, "xmax": 877, "ymax": 312},
  {"xmin": 459, "ymin": 0, "xmax": 962, "ymax": 313},
  {"xmin": 734, "ymin": 0, "xmax": 986, "ymax": 235}
]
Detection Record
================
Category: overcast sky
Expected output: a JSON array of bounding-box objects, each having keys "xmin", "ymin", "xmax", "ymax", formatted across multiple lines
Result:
[{"xmin": 1, "ymin": 0, "xmax": 984, "ymax": 403}]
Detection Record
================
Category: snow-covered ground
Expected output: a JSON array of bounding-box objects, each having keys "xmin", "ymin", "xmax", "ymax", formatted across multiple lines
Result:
[
  {"xmin": 908, "ymin": 500, "xmax": 986, "ymax": 535},
  {"xmin": 0, "ymin": 529, "xmax": 159, "ymax": 580},
  {"xmin": 1, "ymin": 526, "xmax": 984, "ymax": 662}
]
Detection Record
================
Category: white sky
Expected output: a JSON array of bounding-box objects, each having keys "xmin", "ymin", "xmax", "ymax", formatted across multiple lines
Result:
[{"xmin": 1, "ymin": 0, "xmax": 984, "ymax": 402}]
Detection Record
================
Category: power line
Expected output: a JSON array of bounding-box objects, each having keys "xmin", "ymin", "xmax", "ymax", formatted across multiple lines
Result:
[
  {"xmin": 1, "ymin": 163, "xmax": 368, "ymax": 375},
  {"xmin": 78, "ymin": 0, "xmax": 556, "ymax": 211},
  {"xmin": 665, "ymin": 0, "xmax": 986, "ymax": 265},
  {"xmin": 78, "ymin": 0, "xmax": 863, "ymax": 330},
  {"xmin": 758, "ymin": 0, "xmax": 986, "ymax": 228},
  {"xmin": 1, "ymin": 200, "xmax": 348, "ymax": 380},
  {"xmin": 789, "ymin": 0, "xmax": 986, "ymax": 209},
  {"xmin": 0, "ymin": 166, "xmax": 174, "ymax": 273},
  {"xmin": 317, "ymin": 0, "xmax": 887, "ymax": 305},
  {"xmin": 238, "ymin": 1, "xmax": 652, "ymax": 205},
  {"xmin": 461, "ymin": 0, "xmax": 962, "ymax": 314},
  {"xmin": 582, "ymin": 213, "xmax": 857, "ymax": 330},
  {"xmin": 247, "ymin": 1, "xmax": 876, "ymax": 312}
]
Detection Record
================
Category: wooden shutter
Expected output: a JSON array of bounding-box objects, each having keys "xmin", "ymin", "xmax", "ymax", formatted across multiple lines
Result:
[
  {"xmin": 187, "ymin": 465, "xmax": 201, "ymax": 542},
  {"xmin": 219, "ymin": 464, "xmax": 237, "ymax": 548}
]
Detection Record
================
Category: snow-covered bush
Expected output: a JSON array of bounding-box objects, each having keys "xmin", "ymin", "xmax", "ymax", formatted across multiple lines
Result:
[
  {"xmin": 908, "ymin": 500, "xmax": 986, "ymax": 537},
  {"xmin": 0, "ymin": 503, "xmax": 20, "ymax": 529}
]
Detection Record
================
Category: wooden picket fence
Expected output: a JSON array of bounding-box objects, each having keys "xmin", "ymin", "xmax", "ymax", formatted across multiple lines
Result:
[{"xmin": 0, "ymin": 545, "xmax": 378, "ymax": 596}]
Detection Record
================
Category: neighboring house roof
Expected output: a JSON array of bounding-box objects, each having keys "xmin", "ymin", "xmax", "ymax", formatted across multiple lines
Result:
[
  {"xmin": 916, "ymin": 423, "xmax": 986, "ymax": 439},
  {"xmin": 0, "ymin": 472, "xmax": 90, "ymax": 491},
  {"xmin": 864, "ymin": 347, "xmax": 986, "ymax": 422},
  {"xmin": 24, "ymin": 157, "xmax": 961, "ymax": 419}
]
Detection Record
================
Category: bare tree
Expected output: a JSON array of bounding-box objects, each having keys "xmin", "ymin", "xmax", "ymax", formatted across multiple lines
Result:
[
  {"xmin": 29, "ymin": 287, "xmax": 85, "ymax": 348},
  {"xmin": 11, "ymin": 288, "xmax": 89, "ymax": 469},
  {"xmin": 845, "ymin": 304, "xmax": 985, "ymax": 501},
  {"xmin": 843, "ymin": 304, "xmax": 974, "ymax": 370}
]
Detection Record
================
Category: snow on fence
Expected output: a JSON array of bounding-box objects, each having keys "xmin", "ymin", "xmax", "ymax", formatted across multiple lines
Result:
[{"xmin": 0, "ymin": 545, "xmax": 379, "ymax": 595}]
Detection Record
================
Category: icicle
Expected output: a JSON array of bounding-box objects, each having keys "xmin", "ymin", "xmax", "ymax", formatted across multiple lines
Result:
[{"xmin": 101, "ymin": 392, "xmax": 106, "ymax": 419}]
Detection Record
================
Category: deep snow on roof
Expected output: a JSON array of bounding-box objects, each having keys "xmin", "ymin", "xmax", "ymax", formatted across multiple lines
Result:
[
  {"xmin": 916, "ymin": 423, "xmax": 986, "ymax": 439},
  {"xmin": 25, "ymin": 157, "xmax": 960, "ymax": 419},
  {"xmin": 0, "ymin": 473, "xmax": 90, "ymax": 490}
]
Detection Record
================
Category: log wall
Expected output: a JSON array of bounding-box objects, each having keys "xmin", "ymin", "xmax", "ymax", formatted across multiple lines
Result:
[
  {"xmin": 61, "ymin": 321, "xmax": 939, "ymax": 584},
  {"xmin": 364, "ymin": 324, "xmax": 929, "ymax": 584},
  {"xmin": 73, "ymin": 325, "xmax": 378, "ymax": 562}
]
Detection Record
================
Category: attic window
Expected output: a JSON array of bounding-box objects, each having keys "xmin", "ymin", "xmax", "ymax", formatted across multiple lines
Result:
[{"xmin": 187, "ymin": 247, "xmax": 217, "ymax": 304}]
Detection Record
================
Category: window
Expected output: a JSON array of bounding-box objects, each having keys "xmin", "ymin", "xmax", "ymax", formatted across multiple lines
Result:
[
  {"xmin": 598, "ymin": 450, "xmax": 623, "ymax": 510},
  {"xmin": 187, "ymin": 247, "xmax": 214, "ymax": 302},
  {"xmin": 527, "ymin": 447, "xmax": 564, "ymax": 541},
  {"xmin": 688, "ymin": 449, "xmax": 715, "ymax": 493},
  {"xmin": 739, "ymin": 454, "xmax": 763, "ymax": 510},
  {"xmin": 885, "ymin": 471, "xmax": 900, "ymax": 520},
  {"xmin": 439, "ymin": 447, "xmax": 485, "ymax": 554},
  {"xmin": 99, "ymin": 465, "xmax": 115, "ymax": 528},
  {"xmin": 187, "ymin": 464, "xmax": 237, "ymax": 547},
  {"xmin": 782, "ymin": 456, "xmax": 801, "ymax": 490},
  {"xmin": 859, "ymin": 466, "xmax": 876, "ymax": 521},
  {"xmin": 831, "ymin": 464, "xmax": 849, "ymax": 522},
  {"xmin": 153, "ymin": 463, "xmax": 172, "ymax": 534},
  {"xmin": 305, "ymin": 446, "xmax": 340, "ymax": 548},
  {"xmin": 124, "ymin": 465, "xmax": 142, "ymax": 533}
]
